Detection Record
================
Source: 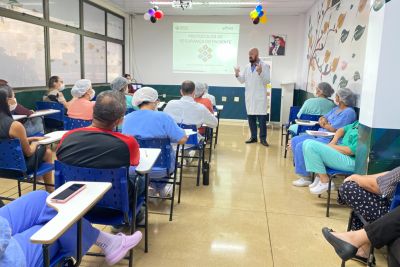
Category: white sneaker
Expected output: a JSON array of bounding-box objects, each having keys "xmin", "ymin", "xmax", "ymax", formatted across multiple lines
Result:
[
  {"xmin": 310, "ymin": 181, "xmax": 335, "ymax": 195},
  {"xmin": 159, "ymin": 184, "xmax": 174, "ymax": 198},
  {"xmin": 309, "ymin": 176, "xmax": 320, "ymax": 188},
  {"xmin": 292, "ymin": 177, "xmax": 312, "ymax": 187}
]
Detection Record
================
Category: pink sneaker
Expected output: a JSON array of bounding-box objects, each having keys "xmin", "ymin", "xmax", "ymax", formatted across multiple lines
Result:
[{"xmin": 105, "ymin": 231, "xmax": 143, "ymax": 265}]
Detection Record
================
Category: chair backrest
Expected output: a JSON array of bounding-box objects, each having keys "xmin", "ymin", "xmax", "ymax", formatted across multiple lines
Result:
[
  {"xmin": 178, "ymin": 123, "xmax": 198, "ymax": 145},
  {"xmin": 35, "ymin": 101, "xmax": 65, "ymax": 122},
  {"xmin": 54, "ymin": 160, "xmax": 130, "ymax": 213},
  {"xmin": 135, "ymin": 137, "xmax": 172, "ymax": 169},
  {"xmin": 64, "ymin": 117, "xmax": 92, "ymax": 130},
  {"xmin": 288, "ymin": 106, "xmax": 301, "ymax": 123},
  {"xmin": 390, "ymin": 183, "xmax": 400, "ymax": 211},
  {"xmin": 125, "ymin": 108, "xmax": 135, "ymax": 115},
  {"xmin": 0, "ymin": 139, "xmax": 27, "ymax": 173}
]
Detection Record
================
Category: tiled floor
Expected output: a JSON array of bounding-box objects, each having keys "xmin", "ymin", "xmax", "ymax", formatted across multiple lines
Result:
[{"xmin": 0, "ymin": 122, "xmax": 387, "ymax": 266}]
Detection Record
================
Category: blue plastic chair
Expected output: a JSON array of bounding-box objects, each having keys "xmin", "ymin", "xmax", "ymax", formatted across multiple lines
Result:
[
  {"xmin": 35, "ymin": 101, "xmax": 65, "ymax": 130},
  {"xmin": 178, "ymin": 124, "xmax": 206, "ymax": 187},
  {"xmin": 0, "ymin": 139, "xmax": 54, "ymax": 201},
  {"xmin": 125, "ymin": 108, "xmax": 136, "ymax": 115},
  {"xmin": 281, "ymin": 106, "xmax": 301, "ymax": 145},
  {"xmin": 54, "ymin": 160, "xmax": 146, "ymax": 262},
  {"xmin": 135, "ymin": 137, "xmax": 178, "ymax": 221},
  {"xmin": 390, "ymin": 183, "xmax": 400, "ymax": 211},
  {"xmin": 319, "ymin": 168, "xmax": 354, "ymax": 217},
  {"xmin": 64, "ymin": 117, "xmax": 92, "ymax": 130}
]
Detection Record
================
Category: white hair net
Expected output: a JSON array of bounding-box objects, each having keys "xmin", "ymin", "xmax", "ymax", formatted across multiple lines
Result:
[
  {"xmin": 204, "ymin": 83, "xmax": 209, "ymax": 93},
  {"xmin": 71, "ymin": 79, "xmax": 91, "ymax": 98},
  {"xmin": 132, "ymin": 87, "xmax": 158, "ymax": 106},
  {"xmin": 337, "ymin": 88, "xmax": 356, "ymax": 107},
  {"xmin": 110, "ymin": 77, "xmax": 129, "ymax": 92},
  {"xmin": 194, "ymin": 82, "xmax": 206, "ymax": 98}
]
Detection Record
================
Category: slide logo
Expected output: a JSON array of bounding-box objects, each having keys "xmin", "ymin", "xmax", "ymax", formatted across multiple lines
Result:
[{"xmin": 198, "ymin": 45, "xmax": 213, "ymax": 62}]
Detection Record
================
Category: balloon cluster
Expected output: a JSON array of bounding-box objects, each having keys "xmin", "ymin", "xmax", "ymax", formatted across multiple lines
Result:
[
  {"xmin": 249, "ymin": 4, "xmax": 268, "ymax": 25},
  {"xmin": 144, "ymin": 6, "xmax": 164, "ymax": 23}
]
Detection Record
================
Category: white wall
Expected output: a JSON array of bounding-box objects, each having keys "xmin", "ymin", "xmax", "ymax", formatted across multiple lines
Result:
[{"xmin": 131, "ymin": 14, "xmax": 305, "ymax": 88}]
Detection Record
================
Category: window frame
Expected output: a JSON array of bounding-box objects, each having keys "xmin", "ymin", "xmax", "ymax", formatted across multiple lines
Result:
[{"xmin": 0, "ymin": 0, "xmax": 125, "ymax": 89}]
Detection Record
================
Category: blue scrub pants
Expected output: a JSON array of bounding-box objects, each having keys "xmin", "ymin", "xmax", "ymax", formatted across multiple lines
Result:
[
  {"xmin": 291, "ymin": 135, "xmax": 330, "ymax": 177},
  {"xmin": 248, "ymin": 115, "xmax": 267, "ymax": 141},
  {"xmin": 0, "ymin": 191, "xmax": 99, "ymax": 267}
]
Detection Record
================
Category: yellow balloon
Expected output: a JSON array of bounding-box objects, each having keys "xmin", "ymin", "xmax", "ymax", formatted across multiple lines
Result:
[{"xmin": 250, "ymin": 10, "xmax": 258, "ymax": 19}]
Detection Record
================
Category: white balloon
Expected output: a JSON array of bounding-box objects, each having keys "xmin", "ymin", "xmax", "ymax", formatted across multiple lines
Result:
[{"xmin": 144, "ymin": 13, "xmax": 151, "ymax": 21}]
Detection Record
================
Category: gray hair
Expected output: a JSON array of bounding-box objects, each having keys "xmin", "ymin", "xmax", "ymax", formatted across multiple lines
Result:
[
  {"xmin": 194, "ymin": 82, "xmax": 206, "ymax": 98},
  {"xmin": 93, "ymin": 90, "xmax": 126, "ymax": 126},
  {"xmin": 337, "ymin": 88, "xmax": 356, "ymax": 107},
  {"xmin": 110, "ymin": 77, "xmax": 129, "ymax": 92},
  {"xmin": 317, "ymin": 82, "xmax": 334, "ymax": 97}
]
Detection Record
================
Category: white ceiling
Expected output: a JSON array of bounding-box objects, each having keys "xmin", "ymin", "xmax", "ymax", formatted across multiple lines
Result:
[{"xmin": 108, "ymin": 0, "xmax": 317, "ymax": 16}]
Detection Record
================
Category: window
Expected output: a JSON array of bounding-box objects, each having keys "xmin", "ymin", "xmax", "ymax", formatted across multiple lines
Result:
[
  {"xmin": 0, "ymin": 17, "xmax": 45, "ymax": 87},
  {"xmin": 84, "ymin": 37, "xmax": 106, "ymax": 83},
  {"xmin": 49, "ymin": 29, "xmax": 81, "ymax": 85},
  {"xmin": 0, "ymin": 0, "xmax": 42, "ymax": 17},
  {"xmin": 107, "ymin": 13, "xmax": 124, "ymax": 40},
  {"xmin": 49, "ymin": 0, "xmax": 80, "ymax": 28},
  {"xmin": 107, "ymin": 42, "xmax": 123, "ymax": 82},
  {"xmin": 83, "ymin": 2, "xmax": 105, "ymax": 35}
]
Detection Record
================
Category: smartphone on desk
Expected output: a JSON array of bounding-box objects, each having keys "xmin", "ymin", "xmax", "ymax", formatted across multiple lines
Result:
[{"xmin": 50, "ymin": 183, "xmax": 86, "ymax": 203}]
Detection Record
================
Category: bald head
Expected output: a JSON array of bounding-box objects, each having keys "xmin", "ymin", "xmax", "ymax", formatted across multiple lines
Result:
[{"xmin": 249, "ymin": 48, "xmax": 259, "ymax": 64}]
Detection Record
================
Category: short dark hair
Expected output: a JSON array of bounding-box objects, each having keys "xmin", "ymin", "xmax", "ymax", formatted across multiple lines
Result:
[
  {"xmin": 123, "ymin": 74, "xmax": 131, "ymax": 78},
  {"xmin": 93, "ymin": 90, "xmax": 126, "ymax": 126},
  {"xmin": 181, "ymin": 80, "xmax": 195, "ymax": 95},
  {"xmin": 0, "ymin": 84, "xmax": 13, "ymax": 117},
  {"xmin": 48, "ymin": 76, "xmax": 60, "ymax": 88}
]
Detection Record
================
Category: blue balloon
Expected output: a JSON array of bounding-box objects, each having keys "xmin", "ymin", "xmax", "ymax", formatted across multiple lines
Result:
[
  {"xmin": 258, "ymin": 10, "xmax": 264, "ymax": 17},
  {"xmin": 256, "ymin": 5, "xmax": 262, "ymax": 12}
]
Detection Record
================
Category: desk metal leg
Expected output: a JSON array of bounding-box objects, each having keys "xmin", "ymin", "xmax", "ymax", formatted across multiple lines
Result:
[
  {"xmin": 75, "ymin": 219, "xmax": 83, "ymax": 266},
  {"xmin": 43, "ymin": 244, "xmax": 50, "ymax": 267},
  {"xmin": 145, "ymin": 174, "xmax": 149, "ymax": 253}
]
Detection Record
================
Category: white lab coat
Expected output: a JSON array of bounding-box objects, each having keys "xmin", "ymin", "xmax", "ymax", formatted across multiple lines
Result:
[{"xmin": 237, "ymin": 61, "xmax": 271, "ymax": 115}]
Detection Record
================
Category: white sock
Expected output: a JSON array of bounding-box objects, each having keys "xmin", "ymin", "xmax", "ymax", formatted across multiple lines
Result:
[{"xmin": 95, "ymin": 231, "xmax": 122, "ymax": 256}]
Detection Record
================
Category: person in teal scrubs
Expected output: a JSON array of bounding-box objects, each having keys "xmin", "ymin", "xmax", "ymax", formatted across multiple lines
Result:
[
  {"xmin": 110, "ymin": 77, "xmax": 139, "ymax": 111},
  {"xmin": 289, "ymin": 82, "xmax": 335, "ymax": 134},
  {"xmin": 303, "ymin": 121, "xmax": 359, "ymax": 194}
]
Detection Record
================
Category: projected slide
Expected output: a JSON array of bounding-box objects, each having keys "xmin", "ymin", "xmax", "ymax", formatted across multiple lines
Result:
[{"xmin": 173, "ymin": 23, "xmax": 240, "ymax": 74}]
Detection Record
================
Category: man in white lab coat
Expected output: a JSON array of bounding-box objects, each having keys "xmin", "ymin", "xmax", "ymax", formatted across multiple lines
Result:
[{"xmin": 235, "ymin": 48, "xmax": 271, "ymax": 146}]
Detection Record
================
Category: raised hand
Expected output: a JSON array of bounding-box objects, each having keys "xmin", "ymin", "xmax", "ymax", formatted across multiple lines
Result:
[
  {"xmin": 256, "ymin": 63, "xmax": 262, "ymax": 75},
  {"xmin": 234, "ymin": 66, "xmax": 240, "ymax": 77}
]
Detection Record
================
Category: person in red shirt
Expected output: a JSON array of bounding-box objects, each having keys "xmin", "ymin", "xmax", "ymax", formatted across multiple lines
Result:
[{"xmin": 57, "ymin": 90, "xmax": 142, "ymax": 211}]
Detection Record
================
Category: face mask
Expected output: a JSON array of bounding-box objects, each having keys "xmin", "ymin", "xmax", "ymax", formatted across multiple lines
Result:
[
  {"xmin": 9, "ymin": 98, "xmax": 17, "ymax": 111},
  {"xmin": 59, "ymin": 84, "xmax": 65, "ymax": 91},
  {"xmin": 89, "ymin": 89, "xmax": 96, "ymax": 100}
]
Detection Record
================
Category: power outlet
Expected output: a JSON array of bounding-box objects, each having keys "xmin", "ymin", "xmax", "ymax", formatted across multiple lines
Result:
[
  {"xmin": 162, "ymin": 94, "xmax": 166, "ymax": 98},
  {"xmin": 234, "ymin": 97, "xmax": 240, "ymax": 102},
  {"xmin": 222, "ymin": 96, "xmax": 227, "ymax": 102}
]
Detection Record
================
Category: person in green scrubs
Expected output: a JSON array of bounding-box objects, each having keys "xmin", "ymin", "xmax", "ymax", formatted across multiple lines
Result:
[
  {"xmin": 303, "ymin": 121, "xmax": 359, "ymax": 194},
  {"xmin": 289, "ymin": 82, "xmax": 336, "ymax": 134}
]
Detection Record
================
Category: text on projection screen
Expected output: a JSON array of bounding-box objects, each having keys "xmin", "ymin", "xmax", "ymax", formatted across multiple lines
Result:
[{"xmin": 173, "ymin": 23, "xmax": 240, "ymax": 75}]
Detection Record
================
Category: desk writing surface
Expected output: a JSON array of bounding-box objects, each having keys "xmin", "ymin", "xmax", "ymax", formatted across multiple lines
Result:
[
  {"xmin": 12, "ymin": 114, "xmax": 27, "ymax": 120},
  {"xmin": 30, "ymin": 181, "xmax": 111, "ymax": 244},
  {"xmin": 136, "ymin": 148, "xmax": 161, "ymax": 174},
  {"xmin": 30, "ymin": 109, "xmax": 60, "ymax": 118},
  {"xmin": 38, "ymin": 130, "xmax": 68, "ymax": 145}
]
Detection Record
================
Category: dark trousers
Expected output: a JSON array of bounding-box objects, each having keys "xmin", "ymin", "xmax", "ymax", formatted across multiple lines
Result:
[
  {"xmin": 248, "ymin": 115, "xmax": 267, "ymax": 141},
  {"xmin": 365, "ymin": 205, "xmax": 400, "ymax": 249}
]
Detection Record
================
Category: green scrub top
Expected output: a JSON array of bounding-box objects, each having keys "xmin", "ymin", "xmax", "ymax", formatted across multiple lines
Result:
[
  {"xmin": 341, "ymin": 121, "xmax": 359, "ymax": 155},
  {"xmin": 125, "ymin": 95, "xmax": 139, "ymax": 110},
  {"xmin": 297, "ymin": 97, "xmax": 335, "ymax": 118}
]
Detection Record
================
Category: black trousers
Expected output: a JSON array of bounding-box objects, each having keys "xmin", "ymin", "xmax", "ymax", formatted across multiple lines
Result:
[
  {"xmin": 248, "ymin": 115, "xmax": 267, "ymax": 141},
  {"xmin": 365, "ymin": 205, "xmax": 400, "ymax": 249}
]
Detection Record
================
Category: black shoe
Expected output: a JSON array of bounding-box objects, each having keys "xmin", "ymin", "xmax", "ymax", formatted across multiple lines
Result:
[
  {"xmin": 322, "ymin": 228, "xmax": 358, "ymax": 261},
  {"xmin": 351, "ymin": 254, "xmax": 376, "ymax": 265},
  {"xmin": 260, "ymin": 140, "xmax": 269, "ymax": 147},
  {"xmin": 245, "ymin": 138, "xmax": 257, "ymax": 144}
]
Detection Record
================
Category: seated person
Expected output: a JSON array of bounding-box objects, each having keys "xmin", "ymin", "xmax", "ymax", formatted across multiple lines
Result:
[
  {"xmin": 110, "ymin": 76, "xmax": 138, "ymax": 111},
  {"xmin": 67, "ymin": 79, "xmax": 95, "ymax": 121},
  {"xmin": 288, "ymin": 82, "xmax": 335, "ymax": 134},
  {"xmin": 194, "ymin": 82, "xmax": 213, "ymax": 113},
  {"xmin": 123, "ymin": 74, "xmax": 135, "ymax": 94},
  {"xmin": 322, "ymin": 205, "xmax": 400, "ymax": 263},
  {"xmin": 122, "ymin": 87, "xmax": 188, "ymax": 197},
  {"xmin": 337, "ymin": 167, "xmax": 400, "ymax": 235},
  {"xmin": 57, "ymin": 91, "xmax": 143, "ymax": 216},
  {"xmin": 302, "ymin": 121, "xmax": 359, "ymax": 194},
  {"xmin": 164, "ymin": 80, "xmax": 218, "ymax": 129},
  {"xmin": 291, "ymin": 88, "xmax": 357, "ymax": 187},
  {"xmin": 0, "ymin": 79, "xmax": 43, "ymax": 136},
  {"xmin": 0, "ymin": 190, "xmax": 142, "ymax": 266},
  {"xmin": 43, "ymin": 76, "xmax": 69, "ymax": 110},
  {"xmin": 0, "ymin": 85, "xmax": 53, "ymax": 192},
  {"xmin": 203, "ymin": 83, "xmax": 216, "ymax": 106}
]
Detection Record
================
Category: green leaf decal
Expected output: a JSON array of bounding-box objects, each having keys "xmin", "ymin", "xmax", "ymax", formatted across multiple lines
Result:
[
  {"xmin": 354, "ymin": 25, "xmax": 366, "ymax": 41},
  {"xmin": 353, "ymin": 71, "xmax": 361, "ymax": 81},
  {"xmin": 333, "ymin": 74, "xmax": 338, "ymax": 84},
  {"xmin": 339, "ymin": 76, "xmax": 349, "ymax": 88},
  {"xmin": 341, "ymin": 29, "xmax": 350, "ymax": 43},
  {"xmin": 373, "ymin": 0, "xmax": 385, "ymax": 11}
]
